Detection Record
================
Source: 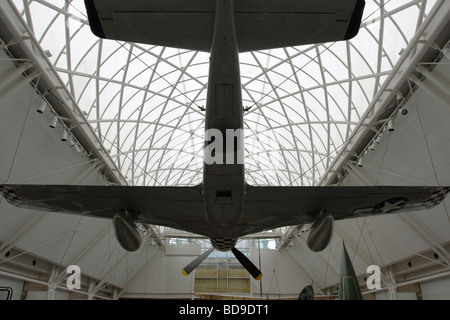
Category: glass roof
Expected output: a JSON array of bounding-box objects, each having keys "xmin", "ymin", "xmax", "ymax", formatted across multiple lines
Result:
[{"xmin": 11, "ymin": 0, "xmax": 439, "ymax": 187}]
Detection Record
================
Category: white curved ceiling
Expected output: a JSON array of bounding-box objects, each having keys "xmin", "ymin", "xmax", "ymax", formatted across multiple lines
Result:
[{"xmin": 9, "ymin": 0, "xmax": 440, "ymax": 187}]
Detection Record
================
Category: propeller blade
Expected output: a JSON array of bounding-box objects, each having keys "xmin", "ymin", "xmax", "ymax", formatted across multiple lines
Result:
[
  {"xmin": 231, "ymin": 247, "xmax": 263, "ymax": 280},
  {"xmin": 182, "ymin": 247, "xmax": 214, "ymax": 276}
]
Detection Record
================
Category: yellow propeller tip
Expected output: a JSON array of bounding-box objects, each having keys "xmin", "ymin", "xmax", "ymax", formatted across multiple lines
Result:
[
  {"xmin": 256, "ymin": 273, "xmax": 263, "ymax": 280},
  {"xmin": 182, "ymin": 269, "xmax": 188, "ymax": 276}
]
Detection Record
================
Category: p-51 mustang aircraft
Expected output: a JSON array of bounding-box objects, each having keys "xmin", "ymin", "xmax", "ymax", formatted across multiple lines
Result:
[{"xmin": 1, "ymin": 0, "xmax": 449, "ymax": 280}]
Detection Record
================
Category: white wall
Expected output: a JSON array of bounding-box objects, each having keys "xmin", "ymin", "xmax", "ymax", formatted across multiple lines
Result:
[
  {"xmin": 374, "ymin": 291, "xmax": 417, "ymax": 300},
  {"xmin": 123, "ymin": 244, "xmax": 199, "ymax": 299},
  {"xmin": 0, "ymin": 274, "xmax": 72, "ymax": 300},
  {"xmin": 373, "ymin": 276, "xmax": 450, "ymax": 300},
  {"xmin": 0, "ymin": 274, "xmax": 23, "ymax": 300},
  {"xmin": 420, "ymin": 276, "xmax": 450, "ymax": 300},
  {"xmin": 251, "ymin": 248, "xmax": 314, "ymax": 299},
  {"xmin": 25, "ymin": 289, "xmax": 69, "ymax": 300}
]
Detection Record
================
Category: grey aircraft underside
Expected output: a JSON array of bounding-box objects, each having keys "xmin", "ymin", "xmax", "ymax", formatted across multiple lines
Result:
[{"xmin": 1, "ymin": 0, "xmax": 449, "ymax": 279}]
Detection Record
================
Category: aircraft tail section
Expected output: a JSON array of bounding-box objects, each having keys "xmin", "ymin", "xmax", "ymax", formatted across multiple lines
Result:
[{"xmin": 85, "ymin": 0, "xmax": 365, "ymax": 52}]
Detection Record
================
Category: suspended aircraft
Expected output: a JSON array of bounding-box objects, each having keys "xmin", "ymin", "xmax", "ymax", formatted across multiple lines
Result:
[{"xmin": 1, "ymin": 0, "xmax": 449, "ymax": 280}]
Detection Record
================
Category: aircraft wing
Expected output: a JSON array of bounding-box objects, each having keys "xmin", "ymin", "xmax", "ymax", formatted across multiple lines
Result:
[
  {"xmin": 242, "ymin": 185, "xmax": 450, "ymax": 228},
  {"xmin": 0, "ymin": 184, "xmax": 206, "ymax": 235},
  {"xmin": 3, "ymin": 184, "xmax": 448, "ymax": 240},
  {"xmin": 85, "ymin": 0, "xmax": 365, "ymax": 52}
]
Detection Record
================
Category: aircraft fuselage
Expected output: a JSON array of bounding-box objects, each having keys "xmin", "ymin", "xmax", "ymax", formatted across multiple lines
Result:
[{"xmin": 202, "ymin": 0, "xmax": 245, "ymax": 248}]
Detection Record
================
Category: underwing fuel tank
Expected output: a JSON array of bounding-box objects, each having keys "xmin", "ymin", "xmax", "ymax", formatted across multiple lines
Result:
[
  {"xmin": 113, "ymin": 212, "xmax": 142, "ymax": 252},
  {"xmin": 307, "ymin": 212, "xmax": 334, "ymax": 252}
]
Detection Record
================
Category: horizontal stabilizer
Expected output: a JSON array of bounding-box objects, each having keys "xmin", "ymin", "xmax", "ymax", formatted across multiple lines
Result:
[{"xmin": 85, "ymin": 0, "xmax": 365, "ymax": 52}]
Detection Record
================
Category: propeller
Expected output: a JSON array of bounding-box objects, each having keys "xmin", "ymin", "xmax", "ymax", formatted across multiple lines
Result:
[
  {"xmin": 182, "ymin": 247, "xmax": 214, "ymax": 276},
  {"xmin": 181, "ymin": 246, "xmax": 263, "ymax": 280},
  {"xmin": 231, "ymin": 247, "xmax": 263, "ymax": 280}
]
